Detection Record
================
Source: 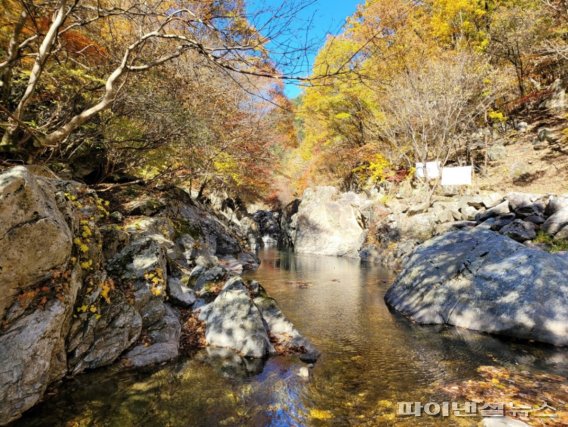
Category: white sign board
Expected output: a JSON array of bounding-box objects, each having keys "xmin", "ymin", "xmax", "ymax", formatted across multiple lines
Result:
[
  {"xmin": 415, "ymin": 161, "xmax": 441, "ymax": 179},
  {"xmin": 441, "ymin": 166, "xmax": 473, "ymax": 186}
]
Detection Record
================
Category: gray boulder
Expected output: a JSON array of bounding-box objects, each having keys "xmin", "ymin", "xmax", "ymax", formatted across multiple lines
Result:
[
  {"xmin": 546, "ymin": 195, "xmax": 568, "ymax": 216},
  {"xmin": 385, "ymin": 229, "xmax": 568, "ymax": 346},
  {"xmin": 0, "ymin": 267, "xmax": 81, "ymax": 424},
  {"xmin": 555, "ymin": 225, "xmax": 568, "ymax": 241},
  {"xmin": 0, "ymin": 166, "xmax": 73, "ymax": 319},
  {"xmin": 67, "ymin": 296, "xmax": 142, "ymax": 375},
  {"xmin": 460, "ymin": 204, "xmax": 479, "ymax": 221},
  {"xmin": 294, "ymin": 187, "xmax": 368, "ymax": 258},
  {"xmin": 253, "ymin": 294, "xmax": 320, "ymax": 363},
  {"xmin": 543, "ymin": 208, "xmax": 568, "ymax": 237},
  {"xmin": 487, "ymin": 144, "xmax": 507, "ymax": 161},
  {"xmin": 541, "ymin": 78, "xmax": 566, "ymax": 112},
  {"xmin": 467, "ymin": 193, "xmax": 504, "ymax": 209},
  {"xmin": 194, "ymin": 266, "xmax": 227, "ymax": 294},
  {"xmin": 488, "ymin": 213, "xmax": 516, "ymax": 231},
  {"xmin": 397, "ymin": 213, "xmax": 437, "ymax": 242},
  {"xmin": 500, "ymin": 219, "xmax": 537, "ymax": 242},
  {"xmin": 198, "ymin": 277, "xmax": 273, "ymax": 358},
  {"xmin": 124, "ymin": 304, "xmax": 181, "ymax": 368},
  {"xmin": 475, "ymin": 201, "xmax": 510, "ymax": 223},
  {"xmin": 167, "ymin": 277, "xmax": 196, "ymax": 308}
]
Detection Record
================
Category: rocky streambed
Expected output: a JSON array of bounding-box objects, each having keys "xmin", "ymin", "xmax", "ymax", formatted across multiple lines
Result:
[
  {"xmin": 0, "ymin": 166, "xmax": 317, "ymax": 424},
  {"xmin": 263, "ymin": 185, "xmax": 568, "ymax": 347},
  {"xmin": 2, "ymin": 169, "xmax": 567, "ymax": 425}
]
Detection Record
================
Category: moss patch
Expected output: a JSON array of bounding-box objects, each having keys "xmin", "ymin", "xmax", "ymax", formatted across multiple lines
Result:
[{"xmin": 534, "ymin": 231, "xmax": 568, "ymax": 253}]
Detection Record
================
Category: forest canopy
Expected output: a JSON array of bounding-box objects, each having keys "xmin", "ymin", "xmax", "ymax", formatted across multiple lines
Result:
[
  {"xmin": 1, "ymin": 0, "xmax": 567, "ymax": 201},
  {"xmin": 288, "ymin": 0, "xmax": 568, "ymax": 194}
]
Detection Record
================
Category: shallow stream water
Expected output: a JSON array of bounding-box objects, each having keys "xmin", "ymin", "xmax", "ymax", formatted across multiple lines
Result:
[{"xmin": 15, "ymin": 249, "xmax": 568, "ymax": 426}]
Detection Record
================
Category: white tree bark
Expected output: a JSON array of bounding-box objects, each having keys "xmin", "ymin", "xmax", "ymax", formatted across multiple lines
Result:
[
  {"xmin": 42, "ymin": 32, "xmax": 189, "ymax": 146},
  {"xmin": 13, "ymin": 0, "xmax": 70, "ymax": 122}
]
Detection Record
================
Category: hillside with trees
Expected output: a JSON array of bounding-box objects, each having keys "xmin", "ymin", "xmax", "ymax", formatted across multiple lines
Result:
[
  {"xmin": 1, "ymin": 1, "xmax": 568, "ymax": 426},
  {"xmin": 284, "ymin": 0, "xmax": 568, "ymax": 196}
]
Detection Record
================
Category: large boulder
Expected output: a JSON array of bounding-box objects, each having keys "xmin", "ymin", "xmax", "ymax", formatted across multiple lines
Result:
[
  {"xmin": 385, "ymin": 229, "xmax": 568, "ymax": 346},
  {"xmin": 294, "ymin": 187, "xmax": 368, "ymax": 258},
  {"xmin": 0, "ymin": 266, "xmax": 81, "ymax": 424},
  {"xmin": 198, "ymin": 277, "xmax": 273, "ymax": 358},
  {"xmin": 66, "ymin": 294, "xmax": 142, "ymax": 375},
  {"xmin": 0, "ymin": 166, "xmax": 73, "ymax": 318}
]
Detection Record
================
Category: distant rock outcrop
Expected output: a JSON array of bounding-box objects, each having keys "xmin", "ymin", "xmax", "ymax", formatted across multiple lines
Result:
[{"xmin": 293, "ymin": 187, "xmax": 372, "ymax": 258}]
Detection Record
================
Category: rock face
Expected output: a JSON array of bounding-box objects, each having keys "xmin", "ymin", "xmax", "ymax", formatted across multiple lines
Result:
[
  {"xmin": 0, "ymin": 273, "xmax": 80, "ymax": 424},
  {"xmin": 253, "ymin": 210, "xmax": 281, "ymax": 244},
  {"xmin": 0, "ymin": 166, "xmax": 314, "ymax": 424},
  {"xmin": 294, "ymin": 187, "xmax": 369, "ymax": 258},
  {"xmin": 67, "ymin": 293, "xmax": 142, "ymax": 375},
  {"xmin": 0, "ymin": 166, "xmax": 73, "ymax": 319},
  {"xmin": 385, "ymin": 229, "xmax": 568, "ymax": 346},
  {"xmin": 278, "ymin": 199, "xmax": 300, "ymax": 249},
  {"xmin": 0, "ymin": 168, "xmax": 78, "ymax": 424}
]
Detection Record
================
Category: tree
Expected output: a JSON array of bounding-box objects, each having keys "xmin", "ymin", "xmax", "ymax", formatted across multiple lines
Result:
[
  {"xmin": 0, "ymin": 0, "xmax": 310, "ymax": 149},
  {"xmin": 379, "ymin": 51, "xmax": 504, "ymax": 170},
  {"xmin": 487, "ymin": 1, "xmax": 549, "ymax": 96}
]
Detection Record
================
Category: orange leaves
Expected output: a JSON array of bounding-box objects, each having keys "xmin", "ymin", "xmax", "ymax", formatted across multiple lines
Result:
[{"xmin": 14, "ymin": 268, "xmax": 70, "ymax": 313}]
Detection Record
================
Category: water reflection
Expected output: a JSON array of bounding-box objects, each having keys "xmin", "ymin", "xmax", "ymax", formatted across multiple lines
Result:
[{"xmin": 14, "ymin": 248, "xmax": 568, "ymax": 427}]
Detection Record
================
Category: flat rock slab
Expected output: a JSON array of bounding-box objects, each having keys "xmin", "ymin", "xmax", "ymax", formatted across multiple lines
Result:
[{"xmin": 385, "ymin": 229, "xmax": 568, "ymax": 346}]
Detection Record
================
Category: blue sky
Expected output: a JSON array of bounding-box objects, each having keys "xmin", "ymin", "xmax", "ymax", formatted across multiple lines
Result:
[{"xmin": 248, "ymin": 0, "xmax": 363, "ymax": 98}]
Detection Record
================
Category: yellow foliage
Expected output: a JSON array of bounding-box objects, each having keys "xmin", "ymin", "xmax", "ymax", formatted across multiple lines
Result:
[
  {"xmin": 100, "ymin": 279, "xmax": 114, "ymax": 304},
  {"xmin": 309, "ymin": 409, "xmax": 334, "ymax": 420},
  {"xmin": 488, "ymin": 110, "xmax": 507, "ymax": 123}
]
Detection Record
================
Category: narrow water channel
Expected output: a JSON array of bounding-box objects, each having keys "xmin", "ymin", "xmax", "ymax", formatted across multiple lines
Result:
[{"xmin": 15, "ymin": 249, "xmax": 568, "ymax": 426}]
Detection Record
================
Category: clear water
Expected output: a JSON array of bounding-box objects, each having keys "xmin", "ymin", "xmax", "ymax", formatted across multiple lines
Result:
[{"xmin": 15, "ymin": 249, "xmax": 568, "ymax": 426}]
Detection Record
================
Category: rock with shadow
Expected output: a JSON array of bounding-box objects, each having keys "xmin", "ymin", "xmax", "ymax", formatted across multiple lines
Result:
[
  {"xmin": 197, "ymin": 277, "xmax": 319, "ymax": 362},
  {"xmin": 385, "ymin": 228, "xmax": 568, "ymax": 346},
  {"xmin": 198, "ymin": 277, "xmax": 274, "ymax": 358}
]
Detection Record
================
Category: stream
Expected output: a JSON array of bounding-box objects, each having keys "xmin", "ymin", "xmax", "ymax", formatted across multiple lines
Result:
[{"xmin": 15, "ymin": 248, "xmax": 568, "ymax": 426}]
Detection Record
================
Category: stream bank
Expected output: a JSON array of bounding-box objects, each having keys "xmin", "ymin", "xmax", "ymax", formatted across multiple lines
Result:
[
  {"xmin": 12, "ymin": 248, "xmax": 568, "ymax": 426},
  {"xmin": 0, "ymin": 166, "xmax": 316, "ymax": 424}
]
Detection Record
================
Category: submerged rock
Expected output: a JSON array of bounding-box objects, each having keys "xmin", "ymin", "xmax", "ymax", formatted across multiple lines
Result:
[{"xmin": 385, "ymin": 229, "xmax": 568, "ymax": 346}]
